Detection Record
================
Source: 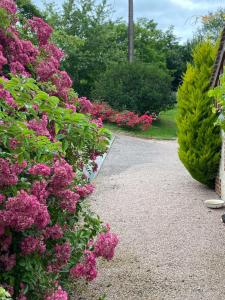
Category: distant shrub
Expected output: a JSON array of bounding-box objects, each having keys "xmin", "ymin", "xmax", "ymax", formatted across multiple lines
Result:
[
  {"xmin": 91, "ymin": 102, "xmax": 154, "ymax": 131},
  {"xmin": 92, "ymin": 62, "xmax": 175, "ymax": 114}
]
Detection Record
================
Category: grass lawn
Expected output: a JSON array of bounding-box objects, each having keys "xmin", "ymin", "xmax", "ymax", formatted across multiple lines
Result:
[{"xmin": 104, "ymin": 107, "xmax": 177, "ymax": 140}]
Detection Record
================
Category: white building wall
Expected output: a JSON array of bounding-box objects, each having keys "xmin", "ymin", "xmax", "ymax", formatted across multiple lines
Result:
[{"xmin": 219, "ymin": 131, "xmax": 225, "ymax": 200}]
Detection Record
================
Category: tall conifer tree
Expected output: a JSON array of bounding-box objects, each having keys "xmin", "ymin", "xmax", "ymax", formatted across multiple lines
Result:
[{"xmin": 177, "ymin": 41, "xmax": 221, "ymax": 187}]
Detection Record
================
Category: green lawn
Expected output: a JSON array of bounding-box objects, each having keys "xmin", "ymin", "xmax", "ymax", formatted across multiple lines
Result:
[{"xmin": 104, "ymin": 107, "xmax": 177, "ymax": 140}]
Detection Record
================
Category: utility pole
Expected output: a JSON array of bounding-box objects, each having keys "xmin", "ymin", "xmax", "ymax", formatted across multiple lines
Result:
[{"xmin": 128, "ymin": 0, "xmax": 134, "ymax": 63}]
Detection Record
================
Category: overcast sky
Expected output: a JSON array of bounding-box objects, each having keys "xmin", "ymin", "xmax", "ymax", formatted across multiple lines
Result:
[{"xmin": 33, "ymin": 0, "xmax": 225, "ymax": 43}]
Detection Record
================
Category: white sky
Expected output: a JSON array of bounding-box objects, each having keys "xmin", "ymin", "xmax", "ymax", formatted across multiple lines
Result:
[{"xmin": 33, "ymin": 0, "xmax": 225, "ymax": 43}]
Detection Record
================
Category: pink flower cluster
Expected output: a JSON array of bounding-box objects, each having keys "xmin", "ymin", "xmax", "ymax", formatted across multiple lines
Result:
[
  {"xmin": 31, "ymin": 180, "xmax": 49, "ymax": 204},
  {"xmin": 70, "ymin": 250, "xmax": 97, "ymax": 281},
  {"xmin": 0, "ymin": 190, "xmax": 50, "ymax": 231},
  {"xmin": 70, "ymin": 229, "xmax": 119, "ymax": 281},
  {"xmin": 0, "ymin": 158, "xmax": 26, "ymax": 187},
  {"xmin": 0, "ymin": 3, "xmax": 75, "ymax": 109},
  {"xmin": 76, "ymin": 184, "xmax": 94, "ymax": 198},
  {"xmin": 43, "ymin": 224, "xmax": 63, "ymax": 240},
  {"xmin": 0, "ymin": 86, "xmax": 17, "ymax": 108},
  {"xmin": 50, "ymin": 159, "xmax": 75, "ymax": 191},
  {"xmin": 78, "ymin": 97, "xmax": 93, "ymax": 114},
  {"xmin": 29, "ymin": 163, "xmax": 51, "ymax": 177},
  {"xmin": 0, "ymin": 0, "xmax": 16, "ymax": 14},
  {"xmin": 1, "ymin": 30, "xmax": 38, "ymax": 77},
  {"xmin": 90, "ymin": 102, "xmax": 154, "ymax": 131},
  {"xmin": 45, "ymin": 286, "xmax": 68, "ymax": 300},
  {"xmin": 91, "ymin": 118, "xmax": 103, "ymax": 128},
  {"xmin": 0, "ymin": 2, "xmax": 119, "ymax": 297},
  {"xmin": 90, "ymin": 102, "xmax": 114, "ymax": 121},
  {"xmin": 56, "ymin": 189, "xmax": 80, "ymax": 213},
  {"xmin": 20, "ymin": 236, "xmax": 46, "ymax": 255},
  {"xmin": 28, "ymin": 17, "xmax": 53, "ymax": 46},
  {"xmin": 48, "ymin": 242, "xmax": 71, "ymax": 273},
  {"xmin": 94, "ymin": 231, "xmax": 119, "ymax": 261},
  {"xmin": 27, "ymin": 115, "xmax": 52, "ymax": 139}
]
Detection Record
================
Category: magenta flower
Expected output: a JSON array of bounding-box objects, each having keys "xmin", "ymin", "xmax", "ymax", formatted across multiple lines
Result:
[
  {"xmin": 43, "ymin": 224, "xmax": 64, "ymax": 240},
  {"xmin": 45, "ymin": 286, "xmax": 68, "ymax": 300},
  {"xmin": 28, "ymin": 17, "xmax": 53, "ymax": 45},
  {"xmin": 50, "ymin": 159, "xmax": 75, "ymax": 191},
  {"xmin": 0, "ymin": 190, "xmax": 50, "ymax": 231},
  {"xmin": 94, "ymin": 231, "xmax": 119, "ymax": 261},
  {"xmin": 70, "ymin": 250, "xmax": 97, "ymax": 281},
  {"xmin": 29, "ymin": 163, "xmax": 51, "ymax": 177}
]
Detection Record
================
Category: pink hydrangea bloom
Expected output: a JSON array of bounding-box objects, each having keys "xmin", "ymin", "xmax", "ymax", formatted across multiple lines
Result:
[
  {"xmin": 42, "ymin": 44, "xmax": 64, "ymax": 61},
  {"xmin": 50, "ymin": 159, "xmax": 75, "ymax": 191},
  {"xmin": 52, "ymin": 71, "xmax": 72, "ymax": 90},
  {"xmin": 51, "ymin": 71, "xmax": 72, "ymax": 100},
  {"xmin": 0, "ymin": 158, "xmax": 19, "ymax": 187},
  {"xmin": 78, "ymin": 97, "xmax": 93, "ymax": 114},
  {"xmin": 94, "ymin": 231, "xmax": 119, "ymax": 261},
  {"xmin": 45, "ymin": 286, "xmax": 68, "ymax": 300},
  {"xmin": 20, "ymin": 236, "xmax": 39, "ymax": 255},
  {"xmin": 56, "ymin": 190, "xmax": 80, "ymax": 213},
  {"xmin": 54, "ymin": 241, "xmax": 71, "ymax": 265},
  {"xmin": 0, "ymin": 190, "xmax": 50, "ymax": 231},
  {"xmin": 48, "ymin": 241, "xmax": 71, "ymax": 272},
  {"xmin": 20, "ymin": 40, "xmax": 39, "ymax": 64},
  {"xmin": 0, "ymin": 87, "xmax": 17, "ymax": 108},
  {"xmin": 27, "ymin": 114, "xmax": 52, "ymax": 139},
  {"xmin": 36, "ymin": 57, "xmax": 59, "ymax": 81},
  {"xmin": 70, "ymin": 250, "xmax": 97, "ymax": 281},
  {"xmin": 20, "ymin": 236, "xmax": 46, "ymax": 255},
  {"xmin": 43, "ymin": 224, "xmax": 64, "ymax": 240},
  {"xmin": 0, "ymin": 0, "xmax": 17, "ymax": 14},
  {"xmin": 65, "ymin": 103, "xmax": 76, "ymax": 112},
  {"xmin": 29, "ymin": 163, "xmax": 51, "ymax": 177},
  {"xmin": 10, "ymin": 62, "xmax": 27, "ymax": 77},
  {"xmin": 9, "ymin": 138, "xmax": 20, "ymax": 150},
  {"xmin": 76, "ymin": 184, "xmax": 94, "ymax": 198},
  {"xmin": 91, "ymin": 118, "xmax": 103, "ymax": 128},
  {"xmin": 31, "ymin": 180, "xmax": 49, "ymax": 204},
  {"xmin": 28, "ymin": 17, "xmax": 53, "ymax": 45},
  {"xmin": 11, "ymin": 161, "xmax": 27, "ymax": 175}
]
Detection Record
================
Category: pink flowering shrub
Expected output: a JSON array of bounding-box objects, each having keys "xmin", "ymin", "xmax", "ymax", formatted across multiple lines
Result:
[
  {"xmin": 0, "ymin": 2, "xmax": 118, "ymax": 300},
  {"xmin": 90, "ymin": 102, "xmax": 155, "ymax": 131}
]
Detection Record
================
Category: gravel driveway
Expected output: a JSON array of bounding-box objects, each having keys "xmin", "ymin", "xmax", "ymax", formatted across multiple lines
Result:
[{"xmin": 81, "ymin": 134, "xmax": 225, "ymax": 300}]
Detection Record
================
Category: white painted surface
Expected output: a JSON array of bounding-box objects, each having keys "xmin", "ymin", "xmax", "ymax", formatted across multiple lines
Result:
[{"xmin": 219, "ymin": 130, "xmax": 225, "ymax": 200}]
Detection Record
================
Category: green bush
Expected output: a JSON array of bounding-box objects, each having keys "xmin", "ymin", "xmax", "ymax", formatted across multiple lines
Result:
[
  {"xmin": 177, "ymin": 41, "xmax": 221, "ymax": 187},
  {"xmin": 0, "ymin": 287, "xmax": 12, "ymax": 300},
  {"xmin": 92, "ymin": 62, "xmax": 175, "ymax": 114}
]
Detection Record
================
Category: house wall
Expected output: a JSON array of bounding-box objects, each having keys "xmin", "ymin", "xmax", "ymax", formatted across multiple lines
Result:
[{"xmin": 216, "ymin": 131, "xmax": 225, "ymax": 199}]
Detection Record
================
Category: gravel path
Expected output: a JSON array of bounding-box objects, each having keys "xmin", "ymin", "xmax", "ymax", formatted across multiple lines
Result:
[{"xmin": 81, "ymin": 134, "xmax": 225, "ymax": 300}]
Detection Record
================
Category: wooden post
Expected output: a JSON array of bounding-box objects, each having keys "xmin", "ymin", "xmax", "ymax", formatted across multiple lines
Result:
[{"xmin": 128, "ymin": 0, "xmax": 134, "ymax": 63}]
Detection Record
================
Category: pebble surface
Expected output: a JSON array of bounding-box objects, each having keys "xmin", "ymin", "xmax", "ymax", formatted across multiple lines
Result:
[{"xmin": 80, "ymin": 134, "xmax": 225, "ymax": 300}]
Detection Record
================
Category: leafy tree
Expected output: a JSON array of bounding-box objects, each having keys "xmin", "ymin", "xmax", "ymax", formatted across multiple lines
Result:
[
  {"xmin": 44, "ymin": 0, "xmax": 127, "ymax": 97},
  {"xmin": 92, "ymin": 62, "xmax": 175, "ymax": 114},
  {"xmin": 196, "ymin": 8, "xmax": 225, "ymax": 42},
  {"xmin": 16, "ymin": 0, "xmax": 43, "ymax": 18},
  {"xmin": 177, "ymin": 41, "xmax": 221, "ymax": 187},
  {"xmin": 43, "ymin": 0, "xmax": 190, "ymax": 98}
]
